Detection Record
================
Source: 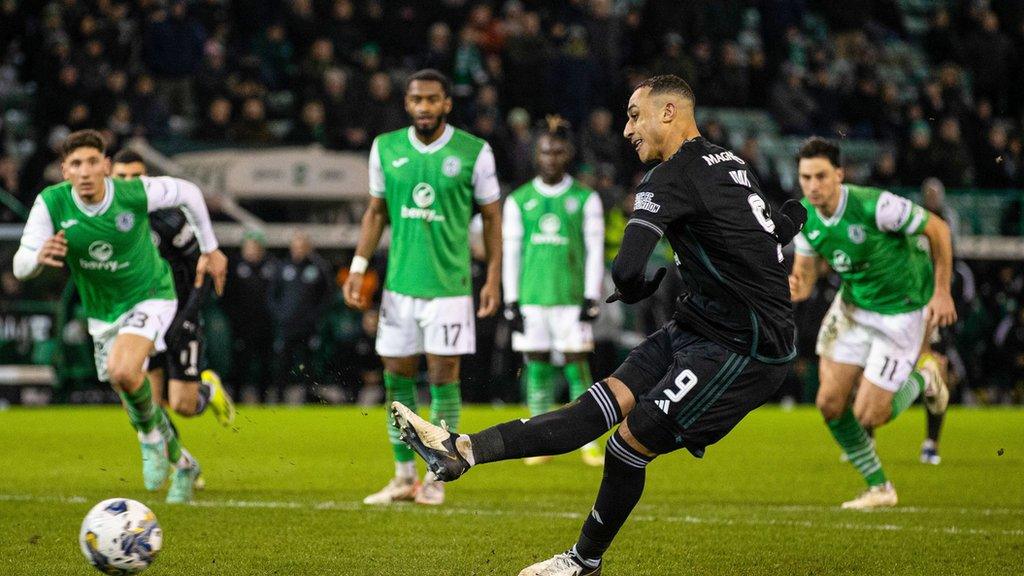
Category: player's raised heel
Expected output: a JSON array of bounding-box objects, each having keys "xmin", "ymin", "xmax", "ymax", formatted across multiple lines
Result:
[
  {"xmin": 391, "ymin": 402, "xmax": 470, "ymax": 482},
  {"xmin": 140, "ymin": 440, "xmax": 169, "ymax": 491},
  {"xmin": 841, "ymin": 482, "xmax": 898, "ymax": 510},
  {"xmin": 203, "ymin": 370, "xmax": 235, "ymax": 427},
  {"xmin": 166, "ymin": 452, "xmax": 201, "ymax": 504},
  {"xmin": 518, "ymin": 552, "xmax": 601, "ymax": 576},
  {"xmin": 917, "ymin": 354, "xmax": 949, "ymax": 415}
]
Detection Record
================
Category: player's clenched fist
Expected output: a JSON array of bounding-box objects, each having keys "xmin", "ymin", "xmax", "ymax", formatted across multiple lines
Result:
[
  {"xmin": 343, "ymin": 272, "xmax": 367, "ymax": 310},
  {"xmin": 37, "ymin": 230, "xmax": 68, "ymax": 268}
]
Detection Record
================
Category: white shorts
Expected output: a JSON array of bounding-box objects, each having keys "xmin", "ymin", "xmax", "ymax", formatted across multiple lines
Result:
[
  {"xmin": 375, "ymin": 290, "xmax": 476, "ymax": 357},
  {"xmin": 816, "ymin": 298, "xmax": 927, "ymax": 392},
  {"xmin": 87, "ymin": 299, "xmax": 178, "ymax": 382},
  {"xmin": 513, "ymin": 305, "xmax": 594, "ymax": 354}
]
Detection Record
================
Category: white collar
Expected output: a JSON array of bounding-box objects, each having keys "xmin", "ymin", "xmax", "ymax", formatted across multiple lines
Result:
[
  {"xmin": 72, "ymin": 178, "xmax": 114, "ymax": 216},
  {"xmin": 407, "ymin": 124, "xmax": 455, "ymax": 154},
  {"xmin": 816, "ymin": 185, "xmax": 848, "ymax": 226},
  {"xmin": 532, "ymin": 175, "xmax": 573, "ymax": 197}
]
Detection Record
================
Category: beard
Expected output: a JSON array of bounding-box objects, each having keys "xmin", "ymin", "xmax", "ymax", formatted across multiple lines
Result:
[{"xmin": 414, "ymin": 114, "xmax": 445, "ymax": 137}]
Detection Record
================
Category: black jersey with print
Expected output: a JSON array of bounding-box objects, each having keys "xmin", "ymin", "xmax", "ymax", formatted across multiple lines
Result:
[
  {"xmin": 150, "ymin": 207, "xmax": 200, "ymax": 303},
  {"xmin": 626, "ymin": 137, "xmax": 795, "ymax": 362}
]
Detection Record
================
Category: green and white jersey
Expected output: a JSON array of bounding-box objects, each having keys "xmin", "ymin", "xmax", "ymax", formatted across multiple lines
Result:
[
  {"xmin": 794, "ymin": 184, "xmax": 934, "ymax": 314},
  {"xmin": 14, "ymin": 177, "xmax": 219, "ymax": 322},
  {"xmin": 369, "ymin": 125, "xmax": 500, "ymax": 298},
  {"xmin": 502, "ymin": 175, "xmax": 604, "ymax": 306}
]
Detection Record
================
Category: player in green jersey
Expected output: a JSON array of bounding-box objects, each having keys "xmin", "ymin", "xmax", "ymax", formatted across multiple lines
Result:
[
  {"xmin": 13, "ymin": 130, "xmax": 228, "ymax": 504},
  {"xmin": 343, "ymin": 70, "xmax": 502, "ymax": 506},
  {"xmin": 788, "ymin": 138, "xmax": 956, "ymax": 509},
  {"xmin": 502, "ymin": 118, "xmax": 605, "ymax": 467}
]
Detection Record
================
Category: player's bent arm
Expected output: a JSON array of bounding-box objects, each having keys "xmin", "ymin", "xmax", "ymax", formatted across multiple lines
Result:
[
  {"xmin": 501, "ymin": 197, "xmax": 523, "ymax": 304},
  {"xmin": 922, "ymin": 214, "xmax": 953, "ymax": 295},
  {"xmin": 789, "ymin": 252, "xmax": 819, "ymax": 303},
  {"xmin": 141, "ymin": 176, "xmax": 218, "ymax": 253},
  {"xmin": 610, "ymin": 223, "xmax": 662, "ymax": 301},
  {"xmin": 13, "ymin": 198, "xmax": 56, "ymax": 280}
]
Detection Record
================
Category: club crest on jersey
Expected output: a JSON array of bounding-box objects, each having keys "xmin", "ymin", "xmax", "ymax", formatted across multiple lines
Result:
[
  {"xmin": 442, "ymin": 156, "xmax": 461, "ymax": 177},
  {"xmin": 530, "ymin": 213, "xmax": 568, "ymax": 245},
  {"xmin": 116, "ymin": 211, "xmax": 135, "ymax": 232},
  {"xmin": 847, "ymin": 224, "xmax": 866, "ymax": 244},
  {"xmin": 564, "ymin": 197, "xmax": 580, "ymax": 214},
  {"xmin": 634, "ymin": 192, "xmax": 661, "ymax": 213}
]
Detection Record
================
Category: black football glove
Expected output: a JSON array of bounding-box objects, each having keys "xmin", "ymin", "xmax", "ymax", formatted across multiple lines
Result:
[
  {"xmin": 606, "ymin": 267, "xmax": 667, "ymax": 305},
  {"xmin": 503, "ymin": 302, "xmax": 524, "ymax": 334},
  {"xmin": 774, "ymin": 199, "xmax": 808, "ymax": 245},
  {"xmin": 579, "ymin": 298, "xmax": 601, "ymax": 322}
]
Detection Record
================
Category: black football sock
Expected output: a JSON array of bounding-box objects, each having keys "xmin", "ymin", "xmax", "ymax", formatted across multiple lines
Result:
[
  {"xmin": 572, "ymin": 430, "xmax": 654, "ymax": 566},
  {"xmin": 467, "ymin": 380, "xmax": 622, "ymax": 464},
  {"xmin": 926, "ymin": 409, "xmax": 944, "ymax": 443}
]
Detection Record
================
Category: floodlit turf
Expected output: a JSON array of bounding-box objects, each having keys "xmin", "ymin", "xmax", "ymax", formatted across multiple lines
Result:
[{"xmin": 0, "ymin": 404, "xmax": 1021, "ymax": 575}]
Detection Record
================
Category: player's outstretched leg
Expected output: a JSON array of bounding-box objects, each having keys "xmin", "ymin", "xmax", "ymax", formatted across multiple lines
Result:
[
  {"xmin": 119, "ymin": 378, "xmax": 170, "ymax": 491},
  {"xmin": 393, "ymin": 379, "xmax": 623, "ymax": 481},
  {"xmin": 202, "ymin": 370, "xmax": 236, "ymax": 426},
  {"xmin": 565, "ymin": 359, "xmax": 604, "ymax": 467},
  {"xmin": 364, "ymin": 372, "xmax": 420, "ymax": 505}
]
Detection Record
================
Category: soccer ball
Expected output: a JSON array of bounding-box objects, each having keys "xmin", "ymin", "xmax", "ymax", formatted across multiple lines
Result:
[{"xmin": 79, "ymin": 498, "xmax": 162, "ymax": 575}]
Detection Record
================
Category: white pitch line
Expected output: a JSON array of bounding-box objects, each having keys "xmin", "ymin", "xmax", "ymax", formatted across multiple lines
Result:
[{"xmin": 4, "ymin": 494, "xmax": 1022, "ymax": 538}]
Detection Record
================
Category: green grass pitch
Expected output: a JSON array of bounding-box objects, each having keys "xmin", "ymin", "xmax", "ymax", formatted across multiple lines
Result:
[{"xmin": 1, "ymin": 404, "xmax": 1021, "ymax": 575}]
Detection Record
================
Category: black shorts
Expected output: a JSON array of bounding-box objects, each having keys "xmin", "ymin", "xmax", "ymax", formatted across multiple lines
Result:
[
  {"xmin": 612, "ymin": 321, "xmax": 788, "ymax": 457},
  {"xmin": 151, "ymin": 314, "xmax": 204, "ymax": 383}
]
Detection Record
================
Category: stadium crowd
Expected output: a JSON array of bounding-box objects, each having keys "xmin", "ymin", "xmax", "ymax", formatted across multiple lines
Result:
[{"xmin": 0, "ymin": 0, "xmax": 1022, "ymax": 404}]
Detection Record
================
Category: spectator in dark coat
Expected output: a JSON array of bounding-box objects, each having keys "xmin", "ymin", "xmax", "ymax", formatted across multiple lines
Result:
[
  {"xmin": 270, "ymin": 232, "xmax": 334, "ymax": 402},
  {"xmin": 223, "ymin": 233, "xmax": 278, "ymax": 401},
  {"xmin": 143, "ymin": 2, "xmax": 206, "ymax": 121}
]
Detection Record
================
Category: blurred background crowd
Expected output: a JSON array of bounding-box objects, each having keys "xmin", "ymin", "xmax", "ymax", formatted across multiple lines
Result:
[{"xmin": 0, "ymin": 0, "xmax": 1022, "ymax": 406}]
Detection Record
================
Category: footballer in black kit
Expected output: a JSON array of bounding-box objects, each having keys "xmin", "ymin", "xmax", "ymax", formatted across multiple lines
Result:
[
  {"xmin": 391, "ymin": 75, "xmax": 807, "ymax": 576},
  {"xmin": 608, "ymin": 133, "xmax": 798, "ymax": 457},
  {"xmin": 111, "ymin": 150, "xmax": 234, "ymax": 427},
  {"xmin": 149, "ymin": 206, "xmax": 206, "ymax": 382}
]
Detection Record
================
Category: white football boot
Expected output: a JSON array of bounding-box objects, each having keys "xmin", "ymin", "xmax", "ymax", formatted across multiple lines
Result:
[
  {"xmin": 414, "ymin": 471, "xmax": 445, "ymax": 505},
  {"xmin": 518, "ymin": 552, "xmax": 601, "ymax": 576},
  {"xmin": 362, "ymin": 476, "xmax": 419, "ymax": 505},
  {"xmin": 841, "ymin": 482, "xmax": 898, "ymax": 510}
]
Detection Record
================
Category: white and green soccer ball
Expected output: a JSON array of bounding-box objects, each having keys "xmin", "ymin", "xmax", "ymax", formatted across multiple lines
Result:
[{"xmin": 79, "ymin": 498, "xmax": 162, "ymax": 575}]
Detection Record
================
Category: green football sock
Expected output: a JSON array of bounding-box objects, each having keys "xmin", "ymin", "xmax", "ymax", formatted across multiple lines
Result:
[
  {"xmin": 564, "ymin": 359, "xmax": 593, "ymax": 401},
  {"xmin": 155, "ymin": 407, "xmax": 182, "ymax": 463},
  {"xmin": 384, "ymin": 372, "xmax": 417, "ymax": 463},
  {"xmin": 120, "ymin": 378, "xmax": 157, "ymax": 434},
  {"xmin": 525, "ymin": 361, "xmax": 556, "ymax": 417},
  {"xmin": 889, "ymin": 371, "xmax": 925, "ymax": 421},
  {"xmin": 430, "ymin": 382, "xmax": 462, "ymax": 433},
  {"xmin": 827, "ymin": 408, "xmax": 888, "ymax": 487}
]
